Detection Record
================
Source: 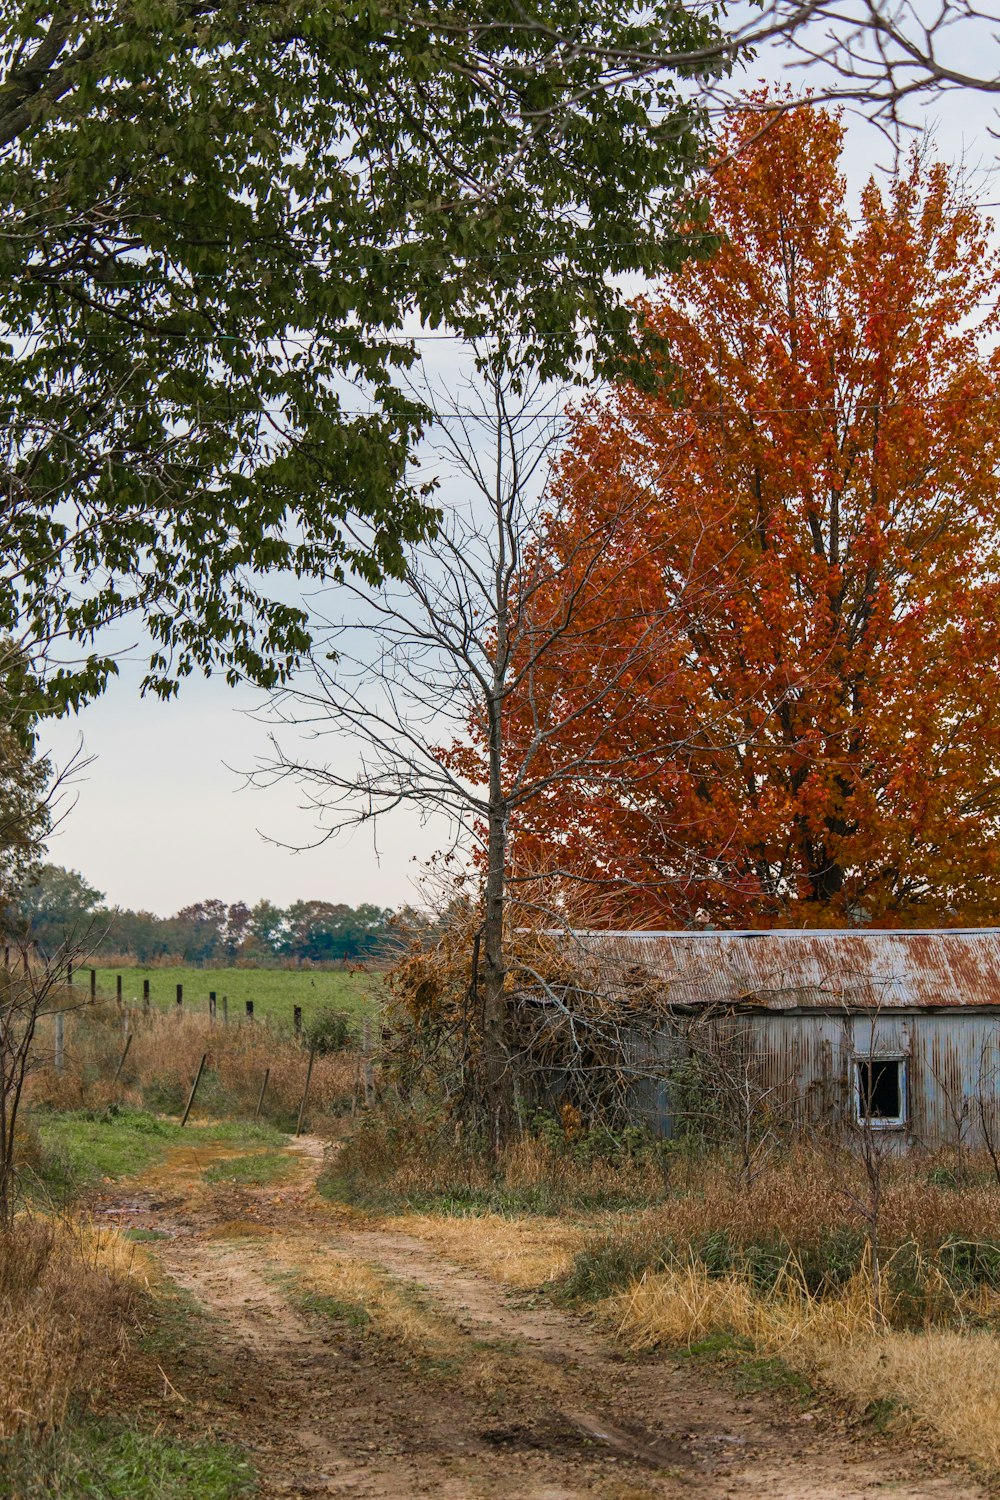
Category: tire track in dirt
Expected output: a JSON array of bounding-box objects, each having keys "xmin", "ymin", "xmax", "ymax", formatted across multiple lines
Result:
[{"xmin": 103, "ymin": 1136, "xmax": 986, "ymax": 1500}]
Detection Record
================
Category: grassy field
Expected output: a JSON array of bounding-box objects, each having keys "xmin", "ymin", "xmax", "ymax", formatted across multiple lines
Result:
[
  {"xmin": 32, "ymin": 1112, "xmax": 287, "ymax": 1200},
  {"xmin": 83, "ymin": 965, "xmax": 380, "ymax": 1027}
]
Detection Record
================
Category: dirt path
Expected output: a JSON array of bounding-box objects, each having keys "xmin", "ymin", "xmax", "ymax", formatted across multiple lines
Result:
[{"xmin": 99, "ymin": 1137, "xmax": 985, "ymax": 1500}]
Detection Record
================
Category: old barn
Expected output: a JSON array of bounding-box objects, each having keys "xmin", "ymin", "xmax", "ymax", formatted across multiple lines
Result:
[{"xmin": 570, "ymin": 928, "xmax": 1000, "ymax": 1148}]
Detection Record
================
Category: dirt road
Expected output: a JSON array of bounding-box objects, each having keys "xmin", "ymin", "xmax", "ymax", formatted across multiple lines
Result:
[{"xmin": 99, "ymin": 1137, "xmax": 985, "ymax": 1500}]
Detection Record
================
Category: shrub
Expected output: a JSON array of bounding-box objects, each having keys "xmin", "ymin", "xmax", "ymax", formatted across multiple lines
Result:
[
  {"xmin": 25, "ymin": 1004, "xmax": 358, "ymax": 1132},
  {"xmin": 320, "ymin": 1104, "xmax": 669, "ymax": 1216},
  {"xmin": 302, "ymin": 1006, "xmax": 356, "ymax": 1055}
]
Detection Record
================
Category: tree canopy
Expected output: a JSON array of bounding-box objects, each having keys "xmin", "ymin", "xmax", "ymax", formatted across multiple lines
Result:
[
  {"xmin": 0, "ymin": 641, "xmax": 51, "ymax": 907},
  {"xmin": 14, "ymin": 868, "xmax": 395, "ymax": 962},
  {"xmin": 0, "ymin": 0, "xmax": 722, "ymax": 711},
  {"xmin": 504, "ymin": 102, "xmax": 1000, "ymax": 928}
]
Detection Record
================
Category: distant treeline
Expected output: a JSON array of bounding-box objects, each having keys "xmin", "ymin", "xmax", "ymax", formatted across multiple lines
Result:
[{"xmin": 14, "ymin": 864, "xmax": 427, "ymax": 966}]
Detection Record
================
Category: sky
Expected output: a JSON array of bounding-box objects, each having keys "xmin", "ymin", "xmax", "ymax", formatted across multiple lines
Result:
[{"xmin": 35, "ymin": 42, "xmax": 1000, "ymax": 918}]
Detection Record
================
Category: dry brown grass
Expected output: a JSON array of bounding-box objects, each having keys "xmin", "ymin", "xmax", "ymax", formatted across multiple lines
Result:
[
  {"xmin": 810, "ymin": 1330, "xmax": 1000, "ymax": 1470},
  {"xmin": 27, "ymin": 1002, "xmax": 357, "ymax": 1126},
  {"xmin": 608, "ymin": 1256, "xmax": 1000, "ymax": 1472},
  {"xmin": 327, "ymin": 1108, "xmax": 668, "ymax": 1213},
  {"xmin": 650, "ymin": 1142, "xmax": 1000, "ymax": 1252},
  {"xmin": 387, "ymin": 1211, "xmax": 585, "ymax": 1288},
  {"xmin": 558, "ymin": 1142, "xmax": 1000, "ymax": 1314},
  {"xmin": 265, "ymin": 1236, "xmax": 551, "ymax": 1398},
  {"xmin": 0, "ymin": 1215, "xmax": 146, "ymax": 1436},
  {"xmin": 268, "ymin": 1238, "xmax": 461, "ymax": 1360}
]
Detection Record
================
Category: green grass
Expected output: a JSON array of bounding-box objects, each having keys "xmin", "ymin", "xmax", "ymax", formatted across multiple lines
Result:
[
  {"xmin": 676, "ymin": 1332, "xmax": 814, "ymax": 1406},
  {"xmin": 83, "ymin": 966, "xmax": 379, "ymax": 1028},
  {"xmin": 294, "ymin": 1287, "xmax": 372, "ymax": 1330},
  {"xmin": 0, "ymin": 1417, "xmax": 257, "ymax": 1499},
  {"xmin": 202, "ymin": 1151, "xmax": 294, "ymax": 1186},
  {"xmin": 268, "ymin": 1267, "xmax": 373, "ymax": 1332},
  {"xmin": 29, "ymin": 1108, "xmax": 287, "ymax": 1202}
]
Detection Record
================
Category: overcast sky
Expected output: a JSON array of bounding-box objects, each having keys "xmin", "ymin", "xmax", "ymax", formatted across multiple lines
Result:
[{"xmin": 37, "ymin": 63, "xmax": 1000, "ymax": 918}]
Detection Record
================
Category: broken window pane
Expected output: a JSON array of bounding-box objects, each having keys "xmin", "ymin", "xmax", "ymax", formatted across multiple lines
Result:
[{"xmin": 856, "ymin": 1058, "xmax": 903, "ymax": 1122}]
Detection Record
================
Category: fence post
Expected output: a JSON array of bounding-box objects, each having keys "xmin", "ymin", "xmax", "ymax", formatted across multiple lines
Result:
[
  {"xmin": 222, "ymin": 995, "xmax": 228, "ymax": 1025},
  {"xmin": 362, "ymin": 1019, "xmax": 375, "ymax": 1106},
  {"xmin": 209, "ymin": 991, "xmax": 217, "ymax": 1025},
  {"xmin": 116, "ymin": 974, "xmax": 122, "ymax": 1007},
  {"xmin": 113, "ymin": 1032, "xmax": 133, "ymax": 1084},
  {"xmin": 67, "ymin": 961, "xmax": 73, "ymax": 987},
  {"xmin": 54, "ymin": 1010, "xmax": 65, "ymax": 1073},
  {"xmin": 293, "ymin": 1005, "xmax": 302, "ymax": 1037},
  {"xmin": 143, "ymin": 978, "xmax": 150, "ymax": 1013},
  {"xmin": 180, "ymin": 1053, "xmax": 208, "ymax": 1126},
  {"xmin": 245, "ymin": 1000, "xmax": 253, "ymax": 1020},
  {"xmin": 296, "ymin": 1045, "xmax": 317, "ymax": 1137},
  {"xmin": 254, "ymin": 1067, "xmax": 270, "ymax": 1122},
  {"xmin": 90, "ymin": 968, "xmax": 96, "ymax": 1002},
  {"xmin": 176, "ymin": 983, "xmax": 183, "ymax": 1008}
]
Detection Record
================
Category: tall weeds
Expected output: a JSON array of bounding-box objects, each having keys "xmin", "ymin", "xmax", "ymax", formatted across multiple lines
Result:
[
  {"xmin": 323, "ymin": 1106, "xmax": 669, "ymax": 1214},
  {"xmin": 0, "ymin": 1216, "xmax": 141, "ymax": 1436},
  {"xmin": 26, "ymin": 1002, "xmax": 357, "ymax": 1129}
]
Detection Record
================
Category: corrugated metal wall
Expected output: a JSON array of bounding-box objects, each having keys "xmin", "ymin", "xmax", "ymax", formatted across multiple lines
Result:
[{"xmin": 639, "ymin": 1012, "xmax": 1000, "ymax": 1148}]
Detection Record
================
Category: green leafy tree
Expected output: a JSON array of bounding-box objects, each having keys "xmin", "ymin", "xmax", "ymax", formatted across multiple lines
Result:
[
  {"xmin": 281, "ymin": 900, "xmax": 389, "ymax": 960},
  {"xmin": 245, "ymin": 900, "xmax": 288, "ymax": 960},
  {"xmin": 1, "ymin": 1, "xmax": 721, "ymax": 710},
  {"xmin": 101, "ymin": 907, "xmax": 172, "ymax": 963},
  {"xmin": 165, "ymin": 899, "xmax": 230, "ymax": 964},
  {"xmin": 283, "ymin": 901, "xmax": 390, "ymax": 962},
  {"xmin": 0, "ymin": 641, "xmax": 52, "ymax": 913},
  {"xmin": 15, "ymin": 862, "xmax": 101, "ymax": 953},
  {"xmin": 224, "ymin": 901, "xmax": 252, "ymax": 960}
]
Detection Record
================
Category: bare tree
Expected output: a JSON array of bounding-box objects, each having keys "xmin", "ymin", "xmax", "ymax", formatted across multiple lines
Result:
[
  {"xmin": 839, "ymin": 1000, "xmax": 903, "ymax": 1328},
  {"xmin": 974, "ymin": 1037, "xmax": 1000, "ymax": 1188},
  {"xmin": 257, "ymin": 343, "xmax": 775, "ymax": 1147},
  {"xmin": 444, "ymin": 3, "xmax": 1000, "ymax": 154},
  {"xmin": 0, "ymin": 944, "xmax": 78, "ymax": 1226}
]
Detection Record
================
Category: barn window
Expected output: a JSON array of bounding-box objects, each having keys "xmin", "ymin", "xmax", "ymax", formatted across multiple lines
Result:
[{"xmin": 855, "ymin": 1057, "xmax": 906, "ymax": 1127}]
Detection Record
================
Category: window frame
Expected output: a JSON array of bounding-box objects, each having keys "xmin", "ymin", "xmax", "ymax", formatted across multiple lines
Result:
[{"xmin": 854, "ymin": 1053, "xmax": 907, "ymax": 1130}]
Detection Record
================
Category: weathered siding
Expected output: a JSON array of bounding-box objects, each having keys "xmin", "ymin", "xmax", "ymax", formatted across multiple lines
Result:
[
  {"xmin": 562, "ymin": 929, "xmax": 1000, "ymax": 1147},
  {"xmin": 636, "ymin": 1010, "xmax": 1000, "ymax": 1147}
]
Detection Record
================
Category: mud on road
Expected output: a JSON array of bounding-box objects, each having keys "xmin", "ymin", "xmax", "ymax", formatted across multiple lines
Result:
[{"xmin": 98, "ymin": 1136, "xmax": 985, "ymax": 1500}]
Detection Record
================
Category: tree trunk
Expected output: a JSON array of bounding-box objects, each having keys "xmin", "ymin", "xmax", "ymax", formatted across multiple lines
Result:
[{"xmin": 479, "ymin": 800, "xmax": 513, "ymax": 1155}]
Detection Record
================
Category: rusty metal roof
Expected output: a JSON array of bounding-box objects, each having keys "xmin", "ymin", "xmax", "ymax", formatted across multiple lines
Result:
[{"xmin": 559, "ymin": 929, "xmax": 1000, "ymax": 1011}]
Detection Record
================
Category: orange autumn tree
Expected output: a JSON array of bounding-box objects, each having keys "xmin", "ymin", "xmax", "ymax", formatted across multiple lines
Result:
[{"xmin": 505, "ymin": 101, "xmax": 1000, "ymax": 928}]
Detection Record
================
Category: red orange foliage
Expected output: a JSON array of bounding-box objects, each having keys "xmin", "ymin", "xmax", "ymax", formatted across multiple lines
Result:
[{"xmin": 506, "ymin": 101, "xmax": 1000, "ymax": 927}]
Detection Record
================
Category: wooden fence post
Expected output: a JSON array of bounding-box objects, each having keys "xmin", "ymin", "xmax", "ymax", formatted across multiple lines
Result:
[
  {"xmin": 181, "ymin": 1053, "xmax": 208, "ymax": 1126},
  {"xmin": 293, "ymin": 1005, "xmax": 302, "ymax": 1037},
  {"xmin": 143, "ymin": 978, "xmax": 150, "ymax": 1012},
  {"xmin": 113, "ymin": 1032, "xmax": 133, "ymax": 1084},
  {"xmin": 67, "ymin": 961, "xmax": 73, "ymax": 987},
  {"xmin": 296, "ymin": 1046, "xmax": 317, "ymax": 1137},
  {"xmin": 209, "ymin": 991, "xmax": 217, "ymax": 1025},
  {"xmin": 222, "ymin": 995, "xmax": 228, "ymax": 1025},
  {"xmin": 90, "ymin": 968, "xmax": 96, "ymax": 1002},
  {"xmin": 362, "ymin": 1019, "xmax": 375, "ymax": 1106},
  {"xmin": 254, "ymin": 1067, "xmax": 270, "ymax": 1121},
  {"xmin": 176, "ymin": 983, "xmax": 183, "ymax": 1008},
  {"xmin": 54, "ymin": 1011, "xmax": 65, "ymax": 1073},
  {"xmin": 245, "ymin": 1000, "xmax": 254, "ymax": 1020},
  {"xmin": 116, "ymin": 974, "xmax": 122, "ymax": 1007}
]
